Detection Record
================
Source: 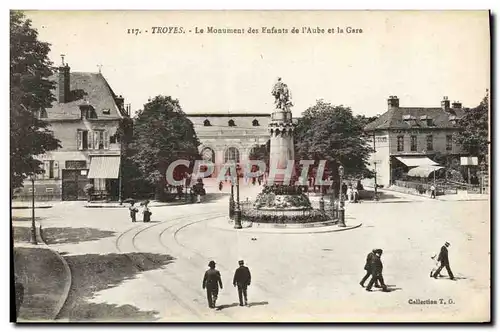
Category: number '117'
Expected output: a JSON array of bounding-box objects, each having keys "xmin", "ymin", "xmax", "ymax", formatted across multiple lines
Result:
[{"xmin": 127, "ymin": 29, "xmax": 140, "ymax": 35}]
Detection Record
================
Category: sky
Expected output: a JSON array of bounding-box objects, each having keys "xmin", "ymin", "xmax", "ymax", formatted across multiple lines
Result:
[{"xmin": 25, "ymin": 10, "xmax": 490, "ymax": 118}]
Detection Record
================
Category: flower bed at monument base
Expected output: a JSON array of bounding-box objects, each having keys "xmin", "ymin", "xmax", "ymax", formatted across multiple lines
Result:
[{"xmin": 241, "ymin": 207, "xmax": 329, "ymax": 224}]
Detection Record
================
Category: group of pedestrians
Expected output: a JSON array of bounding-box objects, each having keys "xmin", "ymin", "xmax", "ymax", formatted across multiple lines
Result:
[
  {"xmin": 128, "ymin": 201, "xmax": 152, "ymax": 223},
  {"xmin": 202, "ymin": 260, "xmax": 252, "ymax": 309},
  {"xmin": 360, "ymin": 241, "xmax": 455, "ymax": 293}
]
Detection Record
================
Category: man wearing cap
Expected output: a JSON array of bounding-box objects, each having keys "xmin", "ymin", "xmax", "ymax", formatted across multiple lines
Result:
[
  {"xmin": 432, "ymin": 242, "xmax": 454, "ymax": 280},
  {"xmin": 366, "ymin": 249, "xmax": 389, "ymax": 292},
  {"xmin": 202, "ymin": 260, "xmax": 223, "ymax": 308},
  {"xmin": 233, "ymin": 260, "xmax": 252, "ymax": 306}
]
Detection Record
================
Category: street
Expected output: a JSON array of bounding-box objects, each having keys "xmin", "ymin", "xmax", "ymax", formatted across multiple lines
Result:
[{"xmin": 12, "ymin": 185, "xmax": 490, "ymax": 322}]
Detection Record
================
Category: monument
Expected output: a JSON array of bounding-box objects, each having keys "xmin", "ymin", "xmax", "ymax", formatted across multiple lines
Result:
[
  {"xmin": 240, "ymin": 78, "xmax": 332, "ymax": 224},
  {"xmin": 268, "ymin": 77, "xmax": 295, "ymax": 185}
]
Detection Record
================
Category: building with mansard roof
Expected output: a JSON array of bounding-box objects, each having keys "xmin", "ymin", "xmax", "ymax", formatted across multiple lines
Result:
[
  {"xmin": 15, "ymin": 62, "xmax": 131, "ymax": 201},
  {"xmin": 364, "ymin": 95, "xmax": 468, "ymax": 187}
]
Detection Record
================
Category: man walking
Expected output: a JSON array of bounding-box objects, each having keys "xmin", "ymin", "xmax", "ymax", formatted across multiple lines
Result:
[
  {"xmin": 360, "ymin": 249, "xmax": 380, "ymax": 288},
  {"xmin": 202, "ymin": 260, "xmax": 223, "ymax": 308},
  {"xmin": 366, "ymin": 249, "xmax": 389, "ymax": 292},
  {"xmin": 432, "ymin": 242, "xmax": 454, "ymax": 280},
  {"xmin": 233, "ymin": 260, "xmax": 252, "ymax": 306},
  {"xmin": 430, "ymin": 184, "xmax": 436, "ymax": 198}
]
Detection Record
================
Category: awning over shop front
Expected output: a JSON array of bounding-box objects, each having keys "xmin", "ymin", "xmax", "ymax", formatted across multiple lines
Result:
[
  {"xmin": 407, "ymin": 165, "xmax": 444, "ymax": 178},
  {"xmin": 395, "ymin": 156, "xmax": 439, "ymax": 167},
  {"xmin": 87, "ymin": 156, "xmax": 120, "ymax": 179}
]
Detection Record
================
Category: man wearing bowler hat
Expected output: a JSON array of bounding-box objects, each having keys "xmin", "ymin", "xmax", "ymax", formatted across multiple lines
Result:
[
  {"xmin": 202, "ymin": 260, "xmax": 223, "ymax": 308},
  {"xmin": 233, "ymin": 260, "xmax": 252, "ymax": 306},
  {"xmin": 432, "ymin": 242, "xmax": 455, "ymax": 280}
]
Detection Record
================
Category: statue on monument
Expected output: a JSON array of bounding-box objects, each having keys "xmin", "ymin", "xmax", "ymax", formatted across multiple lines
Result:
[{"xmin": 272, "ymin": 77, "xmax": 293, "ymax": 110}]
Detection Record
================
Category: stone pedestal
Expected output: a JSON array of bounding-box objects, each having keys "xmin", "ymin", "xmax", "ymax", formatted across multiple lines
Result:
[{"xmin": 268, "ymin": 108, "xmax": 295, "ymax": 185}]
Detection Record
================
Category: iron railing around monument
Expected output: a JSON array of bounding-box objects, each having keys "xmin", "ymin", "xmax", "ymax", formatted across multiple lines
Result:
[{"xmin": 239, "ymin": 200, "xmax": 332, "ymax": 224}]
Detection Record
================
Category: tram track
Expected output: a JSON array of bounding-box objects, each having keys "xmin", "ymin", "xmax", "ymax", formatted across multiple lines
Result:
[
  {"xmin": 115, "ymin": 211, "xmax": 226, "ymax": 320},
  {"xmin": 170, "ymin": 217, "xmax": 287, "ymax": 319}
]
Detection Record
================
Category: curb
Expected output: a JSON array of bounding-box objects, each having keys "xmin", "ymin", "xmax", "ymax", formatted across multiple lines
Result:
[
  {"xmin": 214, "ymin": 218, "xmax": 363, "ymax": 234},
  {"xmin": 12, "ymin": 206, "xmax": 53, "ymax": 210},
  {"xmin": 84, "ymin": 201, "xmax": 194, "ymax": 208},
  {"xmin": 37, "ymin": 224, "xmax": 72, "ymax": 321}
]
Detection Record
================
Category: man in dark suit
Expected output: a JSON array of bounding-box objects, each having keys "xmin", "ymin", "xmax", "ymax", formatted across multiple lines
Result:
[
  {"xmin": 366, "ymin": 249, "xmax": 389, "ymax": 292},
  {"xmin": 432, "ymin": 242, "xmax": 454, "ymax": 280},
  {"xmin": 360, "ymin": 249, "xmax": 380, "ymax": 288},
  {"xmin": 233, "ymin": 260, "xmax": 252, "ymax": 306},
  {"xmin": 202, "ymin": 260, "xmax": 223, "ymax": 308}
]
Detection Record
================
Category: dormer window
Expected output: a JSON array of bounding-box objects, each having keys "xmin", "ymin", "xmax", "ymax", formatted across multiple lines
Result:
[
  {"xmin": 102, "ymin": 109, "xmax": 110, "ymax": 115},
  {"xmin": 403, "ymin": 114, "xmax": 417, "ymax": 126},
  {"xmin": 449, "ymin": 115, "xmax": 457, "ymax": 125},
  {"xmin": 419, "ymin": 115, "xmax": 433, "ymax": 126},
  {"xmin": 228, "ymin": 119, "xmax": 236, "ymax": 127},
  {"xmin": 252, "ymin": 119, "xmax": 260, "ymax": 126},
  {"xmin": 79, "ymin": 104, "xmax": 97, "ymax": 119},
  {"xmin": 203, "ymin": 119, "xmax": 211, "ymax": 126}
]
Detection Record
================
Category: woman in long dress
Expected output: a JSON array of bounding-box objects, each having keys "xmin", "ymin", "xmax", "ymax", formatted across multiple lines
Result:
[
  {"xmin": 346, "ymin": 185, "xmax": 353, "ymax": 203},
  {"xmin": 142, "ymin": 201, "xmax": 151, "ymax": 222}
]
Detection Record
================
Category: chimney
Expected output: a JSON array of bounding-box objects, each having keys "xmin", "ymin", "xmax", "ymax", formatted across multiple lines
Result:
[
  {"xmin": 388, "ymin": 95, "xmax": 399, "ymax": 110},
  {"xmin": 441, "ymin": 96, "xmax": 450, "ymax": 111},
  {"xmin": 451, "ymin": 101, "xmax": 462, "ymax": 109},
  {"xmin": 58, "ymin": 55, "xmax": 70, "ymax": 103},
  {"xmin": 115, "ymin": 95, "xmax": 124, "ymax": 110}
]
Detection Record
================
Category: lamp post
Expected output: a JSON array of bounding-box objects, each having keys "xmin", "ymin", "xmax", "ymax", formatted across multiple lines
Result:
[
  {"xmin": 29, "ymin": 175, "xmax": 37, "ymax": 245},
  {"xmin": 338, "ymin": 165, "xmax": 346, "ymax": 227},
  {"xmin": 234, "ymin": 164, "xmax": 242, "ymax": 229},
  {"xmin": 229, "ymin": 176, "xmax": 235, "ymax": 219}
]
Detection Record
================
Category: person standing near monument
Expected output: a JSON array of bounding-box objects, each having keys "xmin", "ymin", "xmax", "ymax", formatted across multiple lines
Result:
[
  {"xmin": 233, "ymin": 260, "xmax": 252, "ymax": 306},
  {"xmin": 432, "ymin": 242, "xmax": 454, "ymax": 280},
  {"xmin": 202, "ymin": 260, "xmax": 223, "ymax": 308},
  {"xmin": 129, "ymin": 202, "xmax": 138, "ymax": 222}
]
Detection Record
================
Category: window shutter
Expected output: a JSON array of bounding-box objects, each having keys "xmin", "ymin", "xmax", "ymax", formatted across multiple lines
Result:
[
  {"xmin": 94, "ymin": 131, "xmax": 99, "ymax": 150},
  {"xmin": 77, "ymin": 130, "xmax": 83, "ymax": 150},
  {"xmin": 104, "ymin": 131, "xmax": 109, "ymax": 149},
  {"xmin": 88, "ymin": 131, "xmax": 93, "ymax": 150},
  {"xmin": 43, "ymin": 161, "xmax": 50, "ymax": 179},
  {"xmin": 53, "ymin": 161, "xmax": 59, "ymax": 179}
]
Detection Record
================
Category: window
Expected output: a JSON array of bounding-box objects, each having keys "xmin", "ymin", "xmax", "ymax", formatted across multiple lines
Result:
[
  {"xmin": 410, "ymin": 135, "xmax": 417, "ymax": 151},
  {"xmin": 203, "ymin": 119, "xmax": 211, "ymax": 126},
  {"xmin": 228, "ymin": 119, "xmax": 236, "ymax": 127},
  {"xmin": 77, "ymin": 130, "xmax": 90, "ymax": 150},
  {"xmin": 110, "ymin": 134, "xmax": 117, "ymax": 144},
  {"xmin": 93, "ymin": 130, "xmax": 109, "ymax": 150},
  {"xmin": 426, "ymin": 135, "xmax": 434, "ymax": 151},
  {"xmin": 397, "ymin": 135, "xmax": 404, "ymax": 152},
  {"xmin": 252, "ymin": 119, "xmax": 260, "ymax": 126},
  {"xmin": 39, "ymin": 109, "xmax": 47, "ymax": 118},
  {"xmin": 446, "ymin": 135, "xmax": 453, "ymax": 151},
  {"xmin": 42, "ymin": 160, "xmax": 58, "ymax": 179},
  {"xmin": 224, "ymin": 147, "xmax": 240, "ymax": 163},
  {"xmin": 102, "ymin": 109, "xmax": 110, "ymax": 115}
]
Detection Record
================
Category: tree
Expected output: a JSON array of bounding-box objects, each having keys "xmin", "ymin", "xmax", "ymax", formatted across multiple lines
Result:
[
  {"xmin": 356, "ymin": 114, "xmax": 379, "ymax": 128},
  {"xmin": 130, "ymin": 96, "xmax": 200, "ymax": 201},
  {"xmin": 249, "ymin": 140, "xmax": 270, "ymax": 166},
  {"xmin": 455, "ymin": 91, "xmax": 489, "ymax": 163},
  {"xmin": 10, "ymin": 11, "xmax": 60, "ymax": 193},
  {"xmin": 294, "ymin": 100, "xmax": 374, "ymax": 182}
]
